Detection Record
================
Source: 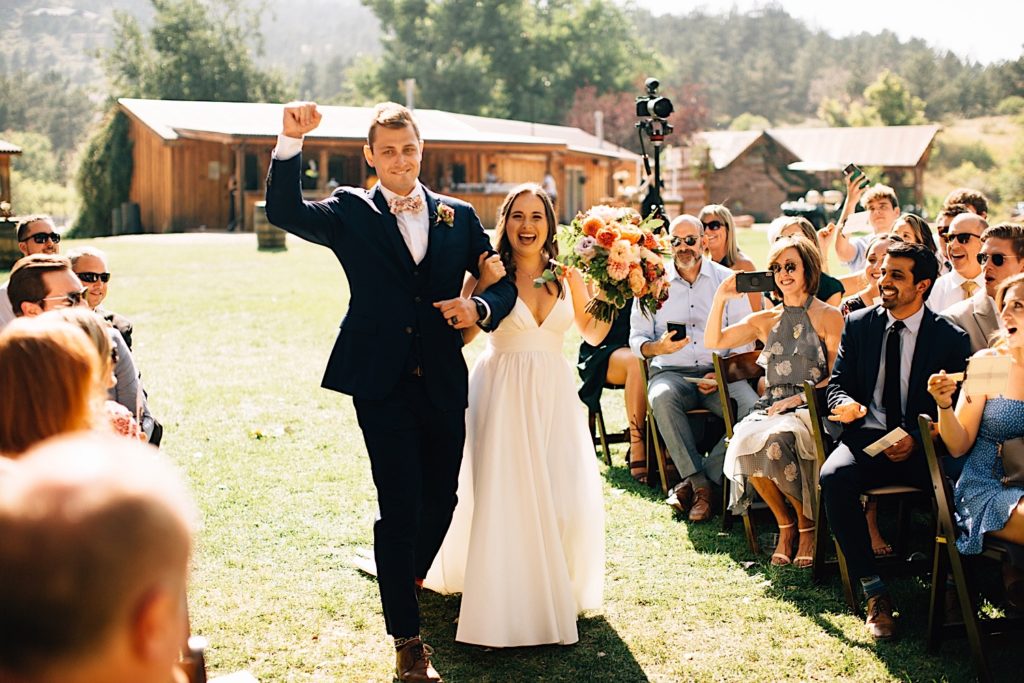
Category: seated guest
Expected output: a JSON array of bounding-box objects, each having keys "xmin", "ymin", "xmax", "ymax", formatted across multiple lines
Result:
[
  {"xmin": 0, "ymin": 316, "xmax": 102, "ymax": 457},
  {"xmin": 929, "ymin": 273, "xmax": 1024, "ymax": 607},
  {"xmin": 69, "ymin": 246, "xmax": 133, "ymax": 349},
  {"xmin": 768, "ymin": 216, "xmax": 845, "ymax": 306},
  {"xmin": 48, "ymin": 308, "xmax": 145, "ymax": 440},
  {"xmin": 0, "ymin": 433, "xmax": 194, "ymax": 683},
  {"xmin": 707, "ymin": 235, "xmax": 844, "ymax": 566},
  {"xmin": 944, "ymin": 223, "xmax": 1024, "ymax": 353},
  {"xmin": 697, "ymin": 204, "xmax": 761, "ymax": 311},
  {"xmin": 630, "ymin": 215, "xmax": 757, "ymax": 521},
  {"xmin": 929, "ymin": 212, "xmax": 987, "ymax": 313},
  {"xmin": 0, "ymin": 215, "xmax": 61, "ymax": 331},
  {"xmin": 577, "ymin": 306, "xmax": 650, "ymax": 482},
  {"xmin": 890, "ymin": 213, "xmax": 939, "ymax": 264},
  {"xmin": 820, "ymin": 241, "xmax": 970, "ymax": 640},
  {"xmin": 840, "ymin": 235, "xmax": 893, "ymax": 317},
  {"xmin": 8, "ymin": 254, "xmax": 156, "ymax": 441}
]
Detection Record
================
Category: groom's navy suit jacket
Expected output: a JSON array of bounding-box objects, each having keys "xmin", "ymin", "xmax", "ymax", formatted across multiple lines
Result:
[
  {"xmin": 826, "ymin": 304, "xmax": 970, "ymax": 452},
  {"xmin": 265, "ymin": 154, "xmax": 517, "ymax": 410}
]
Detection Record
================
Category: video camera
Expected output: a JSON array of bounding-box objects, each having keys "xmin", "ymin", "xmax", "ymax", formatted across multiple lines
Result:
[
  {"xmin": 635, "ymin": 78, "xmax": 674, "ymax": 224},
  {"xmin": 636, "ymin": 78, "xmax": 674, "ymax": 123}
]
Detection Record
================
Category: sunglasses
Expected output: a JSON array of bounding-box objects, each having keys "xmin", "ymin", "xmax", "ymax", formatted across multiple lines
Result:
[
  {"xmin": 39, "ymin": 288, "xmax": 87, "ymax": 308},
  {"xmin": 977, "ymin": 253, "xmax": 1018, "ymax": 267},
  {"xmin": 77, "ymin": 271, "xmax": 111, "ymax": 284},
  {"xmin": 769, "ymin": 262, "xmax": 799, "ymax": 274},
  {"xmin": 702, "ymin": 220, "xmax": 725, "ymax": 231},
  {"xmin": 944, "ymin": 232, "xmax": 980, "ymax": 245},
  {"xmin": 20, "ymin": 232, "xmax": 61, "ymax": 245},
  {"xmin": 670, "ymin": 235, "xmax": 701, "ymax": 247}
]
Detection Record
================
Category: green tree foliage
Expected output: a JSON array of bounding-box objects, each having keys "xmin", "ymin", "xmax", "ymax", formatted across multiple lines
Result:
[
  {"xmin": 818, "ymin": 70, "xmax": 926, "ymax": 127},
  {"xmin": 75, "ymin": 111, "xmax": 133, "ymax": 237},
  {"xmin": 359, "ymin": 0, "xmax": 649, "ymax": 123},
  {"xmin": 729, "ymin": 113, "xmax": 771, "ymax": 131},
  {"xmin": 2, "ymin": 131, "xmax": 61, "ymax": 185},
  {"xmin": 77, "ymin": 0, "xmax": 288, "ymax": 235}
]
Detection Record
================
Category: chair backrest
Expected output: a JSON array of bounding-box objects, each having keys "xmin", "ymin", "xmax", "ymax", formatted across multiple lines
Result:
[
  {"xmin": 919, "ymin": 414, "xmax": 960, "ymax": 548},
  {"xmin": 803, "ymin": 381, "xmax": 831, "ymax": 468},
  {"xmin": 713, "ymin": 351, "xmax": 765, "ymax": 438}
]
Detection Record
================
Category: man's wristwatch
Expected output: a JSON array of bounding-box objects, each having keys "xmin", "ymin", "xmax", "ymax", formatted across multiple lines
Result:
[{"xmin": 471, "ymin": 296, "xmax": 488, "ymax": 323}]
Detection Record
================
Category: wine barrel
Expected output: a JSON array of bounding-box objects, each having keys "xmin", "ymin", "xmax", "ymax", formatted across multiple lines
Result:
[{"xmin": 253, "ymin": 201, "xmax": 286, "ymax": 250}]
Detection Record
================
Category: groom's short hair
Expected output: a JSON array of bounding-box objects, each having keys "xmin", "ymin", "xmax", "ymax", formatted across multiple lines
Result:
[{"xmin": 367, "ymin": 102, "xmax": 421, "ymax": 148}]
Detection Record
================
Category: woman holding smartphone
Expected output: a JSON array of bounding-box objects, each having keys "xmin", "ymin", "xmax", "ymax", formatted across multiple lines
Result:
[{"xmin": 706, "ymin": 235, "xmax": 844, "ymax": 567}]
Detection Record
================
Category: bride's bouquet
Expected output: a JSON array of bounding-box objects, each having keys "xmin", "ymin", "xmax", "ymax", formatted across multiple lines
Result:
[{"xmin": 536, "ymin": 205, "xmax": 670, "ymax": 322}]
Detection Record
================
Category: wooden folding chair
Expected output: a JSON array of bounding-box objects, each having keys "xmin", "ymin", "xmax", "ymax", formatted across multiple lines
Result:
[
  {"xmin": 920, "ymin": 414, "xmax": 1024, "ymax": 683},
  {"xmin": 589, "ymin": 382, "xmax": 628, "ymax": 467},
  {"xmin": 712, "ymin": 351, "xmax": 764, "ymax": 545},
  {"xmin": 806, "ymin": 383, "xmax": 931, "ymax": 614},
  {"xmin": 640, "ymin": 361, "xmax": 724, "ymax": 496}
]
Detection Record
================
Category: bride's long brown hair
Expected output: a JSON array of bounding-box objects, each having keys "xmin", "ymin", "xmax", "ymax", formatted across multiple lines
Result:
[{"xmin": 494, "ymin": 183, "xmax": 563, "ymax": 298}]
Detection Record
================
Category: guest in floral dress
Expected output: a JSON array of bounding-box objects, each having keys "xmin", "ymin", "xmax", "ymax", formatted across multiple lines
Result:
[{"xmin": 706, "ymin": 235, "xmax": 844, "ymax": 567}]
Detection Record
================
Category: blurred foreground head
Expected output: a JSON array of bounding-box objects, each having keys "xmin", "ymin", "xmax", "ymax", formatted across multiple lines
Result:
[{"xmin": 0, "ymin": 433, "xmax": 196, "ymax": 683}]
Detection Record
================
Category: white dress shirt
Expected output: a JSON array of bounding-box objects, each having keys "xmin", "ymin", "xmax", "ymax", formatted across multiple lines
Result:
[
  {"xmin": 0, "ymin": 281, "xmax": 15, "ymax": 331},
  {"xmin": 629, "ymin": 257, "xmax": 753, "ymax": 370},
  {"xmin": 274, "ymin": 134, "xmax": 430, "ymax": 264},
  {"xmin": 929, "ymin": 269, "xmax": 986, "ymax": 314},
  {"xmin": 864, "ymin": 304, "xmax": 925, "ymax": 430}
]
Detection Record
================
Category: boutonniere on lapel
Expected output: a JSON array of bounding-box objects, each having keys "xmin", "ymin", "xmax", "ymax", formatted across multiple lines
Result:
[{"xmin": 435, "ymin": 203, "xmax": 455, "ymax": 228}]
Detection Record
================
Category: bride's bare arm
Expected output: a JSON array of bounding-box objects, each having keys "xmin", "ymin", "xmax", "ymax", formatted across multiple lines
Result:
[
  {"xmin": 566, "ymin": 268, "xmax": 612, "ymax": 346},
  {"xmin": 460, "ymin": 275, "xmax": 484, "ymax": 345}
]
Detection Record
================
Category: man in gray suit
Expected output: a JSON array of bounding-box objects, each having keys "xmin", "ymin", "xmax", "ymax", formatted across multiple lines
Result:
[{"xmin": 943, "ymin": 223, "xmax": 1024, "ymax": 352}]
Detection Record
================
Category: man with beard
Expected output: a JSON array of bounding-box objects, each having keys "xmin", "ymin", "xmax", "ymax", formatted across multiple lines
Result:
[
  {"xmin": 1, "ymin": 215, "xmax": 61, "ymax": 330},
  {"xmin": 820, "ymin": 241, "xmax": 970, "ymax": 641},
  {"xmin": 629, "ymin": 215, "xmax": 756, "ymax": 521}
]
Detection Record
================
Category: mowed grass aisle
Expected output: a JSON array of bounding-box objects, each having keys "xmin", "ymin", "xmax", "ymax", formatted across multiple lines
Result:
[{"xmin": 22, "ymin": 230, "xmax": 996, "ymax": 682}]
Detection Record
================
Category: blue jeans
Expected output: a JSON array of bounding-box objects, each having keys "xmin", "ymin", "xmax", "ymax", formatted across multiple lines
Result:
[{"xmin": 648, "ymin": 366, "xmax": 759, "ymax": 483}]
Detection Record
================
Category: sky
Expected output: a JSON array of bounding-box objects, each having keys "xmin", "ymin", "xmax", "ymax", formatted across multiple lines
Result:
[{"xmin": 633, "ymin": 0, "xmax": 1024, "ymax": 65}]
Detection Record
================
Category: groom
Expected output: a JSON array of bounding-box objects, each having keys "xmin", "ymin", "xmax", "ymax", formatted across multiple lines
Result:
[{"xmin": 265, "ymin": 101, "xmax": 516, "ymax": 681}]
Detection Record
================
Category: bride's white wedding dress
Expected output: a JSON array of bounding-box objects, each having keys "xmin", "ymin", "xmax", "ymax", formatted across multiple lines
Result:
[{"xmin": 424, "ymin": 292, "xmax": 605, "ymax": 647}]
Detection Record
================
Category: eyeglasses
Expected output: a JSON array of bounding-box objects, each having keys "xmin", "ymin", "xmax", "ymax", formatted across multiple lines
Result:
[
  {"xmin": 670, "ymin": 235, "xmax": 701, "ymax": 247},
  {"xmin": 702, "ymin": 220, "xmax": 725, "ymax": 231},
  {"xmin": 769, "ymin": 262, "xmax": 798, "ymax": 274},
  {"xmin": 77, "ymin": 271, "xmax": 111, "ymax": 284},
  {"xmin": 39, "ymin": 288, "xmax": 87, "ymax": 308},
  {"xmin": 977, "ymin": 253, "xmax": 1019, "ymax": 267},
  {"xmin": 20, "ymin": 232, "xmax": 61, "ymax": 245},
  {"xmin": 944, "ymin": 232, "xmax": 980, "ymax": 245}
]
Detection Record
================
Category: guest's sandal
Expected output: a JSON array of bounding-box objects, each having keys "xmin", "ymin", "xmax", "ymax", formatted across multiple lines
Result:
[
  {"xmin": 628, "ymin": 448, "xmax": 649, "ymax": 485},
  {"xmin": 872, "ymin": 542, "xmax": 895, "ymax": 557},
  {"xmin": 770, "ymin": 523, "xmax": 795, "ymax": 566},
  {"xmin": 794, "ymin": 526, "xmax": 815, "ymax": 568}
]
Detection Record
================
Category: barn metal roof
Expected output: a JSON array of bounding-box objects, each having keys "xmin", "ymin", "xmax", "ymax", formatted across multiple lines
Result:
[{"xmin": 0, "ymin": 139, "xmax": 22, "ymax": 154}]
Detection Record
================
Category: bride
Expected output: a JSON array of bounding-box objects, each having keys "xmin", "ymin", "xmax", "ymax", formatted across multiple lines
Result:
[{"xmin": 424, "ymin": 183, "xmax": 610, "ymax": 647}]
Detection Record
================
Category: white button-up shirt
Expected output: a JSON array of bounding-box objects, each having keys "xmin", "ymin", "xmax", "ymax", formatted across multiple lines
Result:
[
  {"xmin": 929, "ymin": 269, "xmax": 986, "ymax": 314},
  {"xmin": 629, "ymin": 257, "xmax": 753, "ymax": 371},
  {"xmin": 864, "ymin": 304, "xmax": 925, "ymax": 430}
]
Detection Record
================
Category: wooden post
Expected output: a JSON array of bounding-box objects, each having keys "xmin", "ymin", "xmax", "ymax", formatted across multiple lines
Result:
[{"xmin": 234, "ymin": 143, "xmax": 245, "ymax": 232}]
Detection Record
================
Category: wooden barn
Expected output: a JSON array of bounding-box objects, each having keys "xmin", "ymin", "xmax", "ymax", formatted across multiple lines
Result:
[
  {"xmin": 0, "ymin": 138, "xmax": 20, "ymax": 210},
  {"xmin": 117, "ymin": 98, "xmax": 639, "ymax": 232},
  {"xmin": 662, "ymin": 125, "xmax": 940, "ymax": 221}
]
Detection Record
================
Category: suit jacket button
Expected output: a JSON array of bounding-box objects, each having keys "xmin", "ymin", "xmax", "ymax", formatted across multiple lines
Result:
[
  {"xmin": 414, "ymin": 296, "xmax": 422, "ymax": 303},
  {"xmin": 405, "ymin": 326, "xmax": 413, "ymax": 334}
]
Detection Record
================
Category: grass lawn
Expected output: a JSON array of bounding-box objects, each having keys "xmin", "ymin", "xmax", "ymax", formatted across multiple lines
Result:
[{"xmin": 6, "ymin": 229, "xmax": 1001, "ymax": 682}]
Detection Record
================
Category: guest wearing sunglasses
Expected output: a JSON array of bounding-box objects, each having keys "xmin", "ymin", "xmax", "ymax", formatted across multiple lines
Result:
[
  {"xmin": 6, "ymin": 254, "xmax": 154, "ymax": 443},
  {"xmin": 944, "ymin": 223, "xmax": 1024, "ymax": 353},
  {"xmin": 708, "ymin": 235, "xmax": 844, "ymax": 567},
  {"xmin": 69, "ymin": 246, "xmax": 133, "ymax": 351},
  {"xmin": 630, "ymin": 215, "xmax": 757, "ymax": 521},
  {"xmin": 0, "ymin": 215, "xmax": 61, "ymax": 330},
  {"xmin": 768, "ymin": 216, "xmax": 845, "ymax": 306},
  {"xmin": 928, "ymin": 212, "xmax": 988, "ymax": 313},
  {"xmin": 697, "ymin": 205, "xmax": 761, "ymax": 312}
]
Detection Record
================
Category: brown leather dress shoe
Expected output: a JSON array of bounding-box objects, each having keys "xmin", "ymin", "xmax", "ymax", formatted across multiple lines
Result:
[
  {"xmin": 865, "ymin": 594, "xmax": 897, "ymax": 640},
  {"xmin": 688, "ymin": 486, "xmax": 713, "ymax": 522},
  {"xmin": 666, "ymin": 480, "xmax": 693, "ymax": 514},
  {"xmin": 396, "ymin": 638, "xmax": 443, "ymax": 682}
]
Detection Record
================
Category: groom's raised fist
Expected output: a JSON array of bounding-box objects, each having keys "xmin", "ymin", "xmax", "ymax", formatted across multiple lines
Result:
[{"xmin": 282, "ymin": 101, "xmax": 322, "ymax": 138}]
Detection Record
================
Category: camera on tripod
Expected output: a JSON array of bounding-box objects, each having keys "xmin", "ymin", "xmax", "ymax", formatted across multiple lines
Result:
[{"xmin": 635, "ymin": 78, "xmax": 674, "ymax": 124}]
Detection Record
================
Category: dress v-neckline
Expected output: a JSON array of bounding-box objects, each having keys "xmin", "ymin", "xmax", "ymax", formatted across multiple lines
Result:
[{"xmin": 518, "ymin": 294, "xmax": 560, "ymax": 329}]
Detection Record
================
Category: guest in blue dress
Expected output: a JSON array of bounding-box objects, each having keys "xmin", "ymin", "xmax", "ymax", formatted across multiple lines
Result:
[{"xmin": 929, "ymin": 272, "xmax": 1024, "ymax": 605}]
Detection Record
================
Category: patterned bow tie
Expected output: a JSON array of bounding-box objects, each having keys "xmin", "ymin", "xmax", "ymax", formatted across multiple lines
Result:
[{"xmin": 388, "ymin": 195, "xmax": 424, "ymax": 215}]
